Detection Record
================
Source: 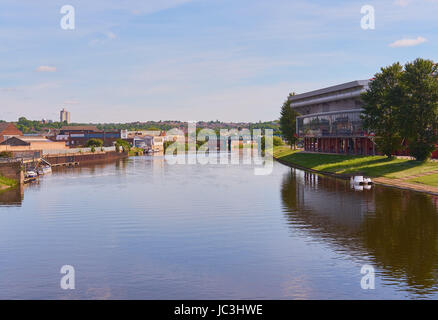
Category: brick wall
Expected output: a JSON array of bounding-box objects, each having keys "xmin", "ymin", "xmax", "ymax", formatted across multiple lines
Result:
[{"xmin": 0, "ymin": 161, "xmax": 24, "ymax": 184}]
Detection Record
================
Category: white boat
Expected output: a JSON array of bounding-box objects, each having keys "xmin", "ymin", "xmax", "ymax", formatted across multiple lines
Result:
[
  {"xmin": 350, "ymin": 176, "xmax": 373, "ymax": 186},
  {"xmin": 25, "ymin": 171, "xmax": 38, "ymax": 178},
  {"xmin": 37, "ymin": 166, "xmax": 52, "ymax": 175},
  {"xmin": 351, "ymin": 176, "xmax": 364, "ymax": 185}
]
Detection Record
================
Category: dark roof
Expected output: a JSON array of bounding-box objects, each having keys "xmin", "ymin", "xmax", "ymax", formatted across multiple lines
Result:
[
  {"xmin": 289, "ymin": 80, "xmax": 371, "ymax": 101},
  {"xmin": 0, "ymin": 136, "xmax": 30, "ymax": 146}
]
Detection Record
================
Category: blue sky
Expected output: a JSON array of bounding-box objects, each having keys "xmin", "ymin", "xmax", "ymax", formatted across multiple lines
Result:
[{"xmin": 0, "ymin": 0, "xmax": 437, "ymax": 123}]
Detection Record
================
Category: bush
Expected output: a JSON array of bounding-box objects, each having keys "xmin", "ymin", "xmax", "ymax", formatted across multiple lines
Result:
[
  {"xmin": 90, "ymin": 146, "xmax": 96, "ymax": 153},
  {"xmin": 86, "ymin": 138, "xmax": 103, "ymax": 147},
  {"xmin": 0, "ymin": 151, "xmax": 13, "ymax": 158},
  {"xmin": 273, "ymin": 136, "xmax": 284, "ymax": 146}
]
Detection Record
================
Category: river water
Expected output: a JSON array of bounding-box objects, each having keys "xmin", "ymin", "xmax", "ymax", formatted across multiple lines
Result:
[{"xmin": 1, "ymin": 155, "xmax": 438, "ymax": 299}]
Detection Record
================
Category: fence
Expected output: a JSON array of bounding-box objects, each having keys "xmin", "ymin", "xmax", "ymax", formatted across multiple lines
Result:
[{"xmin": 42, "ymin": 146, "xmax": 116, "ymax": 155}]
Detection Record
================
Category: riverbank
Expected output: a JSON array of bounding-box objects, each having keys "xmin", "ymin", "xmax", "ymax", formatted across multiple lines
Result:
[
  {"xmin": 0, "ymin": 175, "xmax": 18, "ymax": 191},
  {"xmin": 273, "ymin": 146, "xmax": 438, "ymax": 195}
]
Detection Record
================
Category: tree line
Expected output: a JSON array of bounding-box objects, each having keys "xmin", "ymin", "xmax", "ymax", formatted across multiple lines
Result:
[
  {"xmin": 361, "ymin": 58, "xmax": 438, "ymax": 160},
  {"xmin": 278, "ymin": 58, "xmax": 438, "ymax": 160}
]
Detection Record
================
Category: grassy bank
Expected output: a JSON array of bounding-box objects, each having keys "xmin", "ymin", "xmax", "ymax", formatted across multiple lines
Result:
[
  {"xmin": 0, "ymin": 175, "xmax": 18, "ymax": 190},
  {"xmin": 273, "ymin": 146, "xmax": 438, "ymax": 188}
]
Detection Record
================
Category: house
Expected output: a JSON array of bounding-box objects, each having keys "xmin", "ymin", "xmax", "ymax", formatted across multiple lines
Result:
[{"xmin": 0, "ymin": 123, "xmax": 23, "ymax": 143}]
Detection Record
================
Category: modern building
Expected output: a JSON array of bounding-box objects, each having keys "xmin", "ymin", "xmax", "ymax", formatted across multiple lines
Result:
[
  {"xmin": 0, "ymin": 123, "xmax": 23, "ymax": 143},
  {"xmin": 291, "ymin": 80, "xmax": 376, "ymax": 155},
  {"xmin": 60, "ymin": 108, "xmax": 71, "ymax": 124}
]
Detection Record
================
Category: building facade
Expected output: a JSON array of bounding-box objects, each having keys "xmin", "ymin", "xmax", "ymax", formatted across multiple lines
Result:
[
  {"xmin": 55, "ymin": 126, "xmax": 121, "ymax": 147},
  {"xmin": 291, "ymin": 80, "xmax": 376, "ymax": 155},
  {"xmin": 60, "ymin": 108, "xmax": 71, "ymax": 124}
]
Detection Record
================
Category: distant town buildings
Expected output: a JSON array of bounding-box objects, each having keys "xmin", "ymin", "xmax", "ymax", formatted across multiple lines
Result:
[
  {"xmin": 60, "ymin": 108, "xmax": 71, "ymax": 124},
  {"xmin": 55, "ymin": 125, "xmax": 121, "ymax": 147}
]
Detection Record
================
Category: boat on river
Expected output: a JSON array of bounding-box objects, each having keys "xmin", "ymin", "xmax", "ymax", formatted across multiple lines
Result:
[{"xmin": 350, "ymin": 176, "xmax": 373, "ymax": 186}]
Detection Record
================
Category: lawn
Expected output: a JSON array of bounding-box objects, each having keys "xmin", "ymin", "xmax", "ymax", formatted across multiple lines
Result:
[
  {"xmin": 273, "ymin": 146, "xmax": 438, "ymax": 180},
  {"xmin": 0, "ymin": 175, "xmax": 18, "ymax": 189},
  {"xmin": 408, "ymin": 173, "xmax": 438, "ymax": 187}
]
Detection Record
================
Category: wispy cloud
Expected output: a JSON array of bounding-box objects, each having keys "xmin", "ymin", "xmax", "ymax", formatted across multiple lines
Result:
[
  {"xmin": 35, "ymin": 65, "xmax": 57, "ymax": 72},
  {"xmin": 389, "ymin": 36, "xmax": 427, "ymax": 47},
  {"xmin": 89, "ymin": 32, "xmax": 117, "ymax": 46}
]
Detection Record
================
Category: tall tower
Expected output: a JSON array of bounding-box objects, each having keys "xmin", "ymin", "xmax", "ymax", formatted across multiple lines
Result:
[{"xmin": 60, "ymin": 108, "xmax": 71, "ymax": 124}]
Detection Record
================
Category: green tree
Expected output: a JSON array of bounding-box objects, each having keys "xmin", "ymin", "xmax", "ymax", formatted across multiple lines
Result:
[
  {"xmin": 361, "ymin": 63, "xmax": 404, "ymax": 158},
  {"xmin": 399, "ymin": 58, "xmax": 438, "ymax": 160},
  {"xmin": 85, "ymin": 138, "xmax": 103, "ymax": 147},
  {"xmin": 115, "ymin": 138, "xmax": 131, "ymax": 152},
  {"xmin": 279, "ymin": 93, "xmax": 300, "ymax": 149}
]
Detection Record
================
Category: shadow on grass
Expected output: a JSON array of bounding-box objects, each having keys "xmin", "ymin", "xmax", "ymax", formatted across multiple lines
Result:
[{"xmin": 276, "ymin": 152, "xmax": 428, "ymax": 178}]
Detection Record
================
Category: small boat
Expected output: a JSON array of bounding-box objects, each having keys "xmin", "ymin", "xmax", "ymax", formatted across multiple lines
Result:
[
  {"xmin": 37, "ymin": 166, "xmax": 52, "ymax": 175},
  {"xmin": 350, "ymin": 176, "xmax": 373, "ymax": 186},
  {"xmin": 25, "ymin": 170, "xmax": 38, "ymax": 178}
]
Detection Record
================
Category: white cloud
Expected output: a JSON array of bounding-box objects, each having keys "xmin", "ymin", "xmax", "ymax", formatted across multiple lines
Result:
[
  {"xmin": 389, "ymin": 36, "xmax": 427, "ymax": 47},
  {"xmin": 35, "ymin": 65, "xmax": 57, "ymax": 72}
]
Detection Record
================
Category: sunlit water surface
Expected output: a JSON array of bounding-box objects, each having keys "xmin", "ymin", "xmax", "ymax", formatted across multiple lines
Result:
[{"xmin": 1, "ymin": 155, "xmax": 438, "ymax": 299}]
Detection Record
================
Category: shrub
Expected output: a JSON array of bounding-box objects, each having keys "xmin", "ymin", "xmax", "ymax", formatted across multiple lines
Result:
[
  {"xmin": 273, "ymin": 136, "xmax": 284, "ymax": 146},
  {"xmin": 85, "ymin": 138, "xmax": 103, "ymax": 147},
  {"xmin": 0, "ymin": 151, "xmax": 13, "ymax": 158}
]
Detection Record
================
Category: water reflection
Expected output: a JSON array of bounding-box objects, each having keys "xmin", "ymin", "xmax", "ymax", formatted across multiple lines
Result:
[
  {"xmin": 281, "ymin": 169, "xmax": 438, "ymax": 295},
  {"xmin": 0, "ymin": 184, "xmax": 24, "ymax": 207}
]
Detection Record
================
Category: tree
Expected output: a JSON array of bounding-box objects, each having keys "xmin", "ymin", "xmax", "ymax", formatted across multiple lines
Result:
[
  {"xmin": 361, "ymin": 63, "xmax": 404, "ymax": 158},
  {"xmin": 399, "ymin": 58, "xmax": 438, "ymax": 160},
  {"xmin": 85, "ymin": 138, "xmax": 103, "ymax": 147},
  {"xmin": 115, "ymin": 138, "xmax": 131, "ymax": 152},
  {"xmin": 279, "ymin": 93, "xmax": 300, "ymax": 149}
]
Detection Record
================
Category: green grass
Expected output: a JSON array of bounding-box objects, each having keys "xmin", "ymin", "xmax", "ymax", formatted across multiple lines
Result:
[
  {"xmin": 408, "ymin": 174, "xmax": 438, "ymax": 187},
  {"xmin": 273, "ymin": 146, "xmax": 438, "ymax": 181},
  {"xmin": 0, "ymin": 175, "xmax": 18, "ymax": 189}
]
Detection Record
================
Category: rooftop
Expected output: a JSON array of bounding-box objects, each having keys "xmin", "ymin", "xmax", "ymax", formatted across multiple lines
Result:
[{"xmin": 289, "ymin": 80, "xmax": 371, "ymax": 102}]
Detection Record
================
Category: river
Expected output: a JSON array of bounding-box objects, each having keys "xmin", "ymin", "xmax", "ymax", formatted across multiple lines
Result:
[{"xmin": 1, "ymin": 154, "xmax": 438, "ymax": 299}]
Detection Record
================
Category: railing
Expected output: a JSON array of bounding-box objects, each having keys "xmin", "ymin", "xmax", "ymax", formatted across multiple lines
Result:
[{"xmin": 42, "ymin": 146, "xmax": 116, "ymax": 155}]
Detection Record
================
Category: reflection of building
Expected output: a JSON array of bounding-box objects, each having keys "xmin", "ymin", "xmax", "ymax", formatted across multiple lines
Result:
[
  {"xmin": 281, "ymin": 168, "xmax": 438, "ymax": 294},
  {"xmin": 60, "ymin": 108, "xmax": 71, "ymax": 124},
  {"xmin": 0, "ymin": 122, "xmax": 23, "ymax": 143},
  {"xmin": 292, "ymin": 80, "xmax": 376, "ymax": 155}
]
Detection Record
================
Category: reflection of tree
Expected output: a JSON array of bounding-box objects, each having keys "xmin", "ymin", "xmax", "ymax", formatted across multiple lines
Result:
[
  {"xmin": 0, "ymin": 185, "xmax": 23, "ymax": 207},
  {"xmin": 280, "ymin": 169, "xmax": 438, "ymax": 294},
  {"xmin": 363, "ymin": 190, "xmax": 438, "ymax": 292}
]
